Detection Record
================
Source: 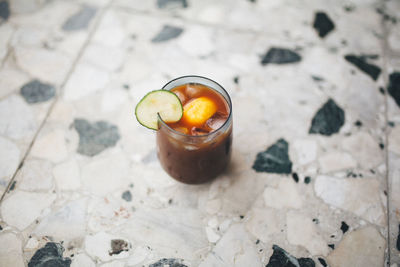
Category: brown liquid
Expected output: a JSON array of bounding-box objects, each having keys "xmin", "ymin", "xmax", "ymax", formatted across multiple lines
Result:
[
  {"xmin": 156, "ymin": 83, "xmax": 232, "ymax": 184},
  {"xmin": 167, "ymin": 84, "xmax": 230, "ymax": 135}
]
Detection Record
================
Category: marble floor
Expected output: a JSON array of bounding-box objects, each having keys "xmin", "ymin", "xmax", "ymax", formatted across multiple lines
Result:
[{"xmin": 0, "ymin": 0, "xmax": 399, "ymax": 266}]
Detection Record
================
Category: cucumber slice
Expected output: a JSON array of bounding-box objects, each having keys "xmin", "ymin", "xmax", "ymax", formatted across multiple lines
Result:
[{"xmin": 135, "ymin": 90, "xmax": 183, "ymax": 130}]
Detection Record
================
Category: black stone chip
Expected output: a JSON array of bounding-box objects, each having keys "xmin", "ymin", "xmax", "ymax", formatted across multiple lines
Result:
[
  {"xmin": 318, "ymin": 258, "xmax": 327, "ymax": 267},
  {"xmin": 388, "ymin": 72, "xmax": 400, "ymax": 108},
  {"xmin": 20, "ymin": 80, "xmax": 56, "ymax": 104},
  {"xmin": 122, "ymin": 190, "xmax": 132, "ymax": 202},
  {"xmin": 151, "ymin": 25, "xmax": 183, "ymax": 43},
  {"xmin": 298, "ymin": 258, "xmax": 316, "ymax": 267},
  {"xmin": 313, "ymin": 12, "xmax": 335, "ymax": 38},
  {"xmin": 8, "ymin": 180, "xmax": 16, "ymax": 192},
  {"xmin": 311, "ymin": 75, "xmax": 324, "ymax": 82},
  {"xmin": 328, "ymin": 244, "xmax": 335, "ymax": 249},
  {"xmin": 292, "ymin": 172, "xmax": 299, "ymax": 183},
  {"xmin": 397, "ymin": 224, "xmax": 400, "ymax": 251},
  {"xmin": 343, "ymin": 5, "xmax": 355, "ymax": 12},
  {"xmin": 261, "ymin": 47, "xmax": 301, "ymax": 65},
  {"xmin": 0, "ymin": 1, "xmax": 9, "ymax": 21},
  {"xmin": 109, "ymin": 239, "xmax": 130, "ymax": 256},
  {"xmin": 266, "ymin": 245, "xmax": 315, "ymax": 267},
  {"xmin": 233, "ymin": 76, "xmax": 239, "ymax": 84},
  {"xmin": 252, "ymin": 138, "xmax": 292, "ymax": 174},
  {"xmin": 354, "ymin": 120, "xmax": 362, "ymax": 127},
  {"xmin": 149, "ymin": 258, "xmax": 187, "ymax": 267},
  {"xmin": 304, "ymin": 176, "xmax": 311, "ymax": 184},
  {"xmin": 28, "ymin": 242, "xmax": 71, "ymax": 267},
  {"xmin": 157, "ymin": 0, "xmax": 188, "ymax": 9},
  {"xmin": 340, "ymin": 221, "xmax": 349, "ymax": 234},
  {"xmin": 62, "ymin": 5, "xmax": 97, "ymax": 31},
  {"xmin": 73, "ymin": 118, "xmax": 120, "ymax": 157},
  {"xmin": 309, "ymin": 99, "xmax": 345, "ymax": 136},
  {"xmin": 344, "ymin": 55, "xmax": 381, "ymax": 81}
]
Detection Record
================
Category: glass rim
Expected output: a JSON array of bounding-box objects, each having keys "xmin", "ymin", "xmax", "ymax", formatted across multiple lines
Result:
[{"xmin": 157, "ymin": 75, "xmax": 232, "ymax": 138}]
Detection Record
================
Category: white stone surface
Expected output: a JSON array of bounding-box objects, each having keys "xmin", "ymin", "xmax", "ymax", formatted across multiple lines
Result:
[
  {"xmin": 24, "ymin": 236, "xmax": 40, "ymax": 250},
  {"xmin": 53, "ymin": 159, "xmax": 81, "ymax": 191},
  {"xmin": 82, "ymin": 43, "xmax": 125, "ymax": 72},
  {"xmin": 64, "ymin": 63, "xmax": 110, "ymax": 101},
  {"xmin": 0, "ymin": 136, "xmax": 20, "ymax": 179},
  {"xmin": 342, "ymin": 132, "xmax": 382, "ymax": 169},
  {"xmin": 205, "ymin": 226, "xmax": 220, "ymax": 243},
  {"xmin": 85, "ymin": 231, "xmax": 130, "ymax": 262},
  {"xmin": 0, "ymin": 24, "xmax": 13, "ymax": 62},
  {"xmin": 101, "ymin": 89, "xmax": 127, "ymax": 113},
  {"xmin": 101, "ymin": 261, "xmax": 125, "ymax": 267},
  {"xmin": 30, "ymin": 129, "xmax": 68, "ymax": 163},
  {"xmin": 286, "ymin": 211, "xmax": 329, "ymax": 256},
  {"xmin": 293, "ymin": 139, "xmax": 317, "ymax": 165},
  {"xmin": 9, "ymin": 0, "xmax": 47, "ymax": 14},
  {"xmin": 1, "ymin": 191, "xmax": 56, "ymax": 230},
  {"xmin": 220, "ymin": 172, "xmax": 265, "ymax": 215},
  {"xmin": 0, "ymin": 68, "xmax": 30, "ymax": 99},
  {"xmin": 115, "ymin": 207, "xmax": 208, "ymax": 263},
  {"xmin": 199, "ymin": 224, "xmax": 262, "ymax": 267},
  {"xmin": 87, "ymin": 196, "xmax": 132, "ymax": 232},
  {"xmin": 18, "ymin": 159, "xmax": 53, "ymax": 191},
  {"xmin": 92, "ymin": 11, "xmax": 125, "ymax": 47},
  {"xmin": 389, "ymin": 126, "xmax": 400, "ymax": 155},
  {"xmin": 0, "ymin": 233, "xmax": 24, "ymax": 267},
  {"xmin": 48, "ymin": 101, "xmax": 75, "ymax": 122},
  {"xmin": 81, "ymin": 152, "xmax": 129, "ymax": 195},
  {"xmin": 178, "ymin": 26, "xmax": 214, "ymax": 56},
  {"xmin": 263, "ymin": 178, "xmax": 303, "ymax": 209},
  {"xmin": 34, "ymin": 198, "xmax": 87, "ymax": 240},
  {"xmin": 0, "ymin": 95, "xmax": 36, "ymax": 139},
  {"xmin": 389, "ymin": 158, "xmax": 400, "ymax": 211},
  {"xmin": 389, "ymin": 27, "xmax": 400, "ymax": 51},
  {"xmin": 315, "ymin": 176, "xmax": 385, "ymax": 225},
  {"xmin": 15, "ymin": 47, "xmax": 72, "ymax": 84},
  {"xmin": 327, "ymin": 226, "xmax": 385, "ymax": 267},
  {"xmin": 10, "ymin": 26, "xmax": 46, "ymax": 47},
  {"xmin": 246, "ymin": 207, "xmax": 282, "ymax": 243},
  {"xmin": 318, "ymin": 152, "xmax": 357, "ymax": 173},
  {"xmin": 205, "ymin": 198, "xmax": 222, "ymax": 215},
  {"xmin": 197, "ymin": 5, "xmax": 226, "ymax": 24},
  {"xmin": 71, "ymin": 253, "xmax": 95, "ymax": 267},
  {"xmin": 127, "ymin": 246, "xmax": 150, "ymax": 266}
]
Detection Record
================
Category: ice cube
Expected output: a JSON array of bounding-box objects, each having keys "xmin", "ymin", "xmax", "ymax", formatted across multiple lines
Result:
[
  {"xmin": 174, "ymin": 91, "xmax": 186, "ymax": 105},
  {"xmin": 191, "ymin": 127, "xmax": 210, "ymax": 136},
  {"xmin": 185, "ymin": 84, "xmax": 202, "ymax": 98},
  {"xmin": 184, "ymin": 144, "xmax": 198, "ymax": 150},
  {"xmin": 206, "ymin": 112, "xmax": 228, "ymax": 131}
]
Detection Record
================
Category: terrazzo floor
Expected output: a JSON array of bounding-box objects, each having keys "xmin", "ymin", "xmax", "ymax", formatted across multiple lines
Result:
[{"xmin": 0, "ymin": 0, "xmax": 400, "ymax": 266}]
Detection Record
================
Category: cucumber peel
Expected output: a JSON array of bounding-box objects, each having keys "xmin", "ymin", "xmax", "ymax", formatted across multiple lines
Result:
[{"xmin": 135, "ymin": 90, "xmax": 183, "ymax": 130}]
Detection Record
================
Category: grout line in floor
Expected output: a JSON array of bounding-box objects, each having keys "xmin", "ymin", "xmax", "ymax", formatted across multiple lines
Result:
[
  {"xmin": 380, "ymin": 0, "xmax": 391, "ymax": 265},
  {"xmin": 0, "ymin": 0, "xmax": 114, "ymax": 203}
]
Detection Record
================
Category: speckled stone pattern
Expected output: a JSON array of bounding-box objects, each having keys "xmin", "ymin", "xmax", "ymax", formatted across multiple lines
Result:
[{"xmin": 0, "ymin": 0, "xmax": 399, "ymax": 266}]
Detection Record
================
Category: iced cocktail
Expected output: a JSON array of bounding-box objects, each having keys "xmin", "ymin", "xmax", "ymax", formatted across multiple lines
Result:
[
  {"xmin": 157, "ymin": 76, "xmax": 232, "ymax": 184},
  {"xmin": 135, "ymin": 76, "xmax": 232, "ymax": 184}
]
